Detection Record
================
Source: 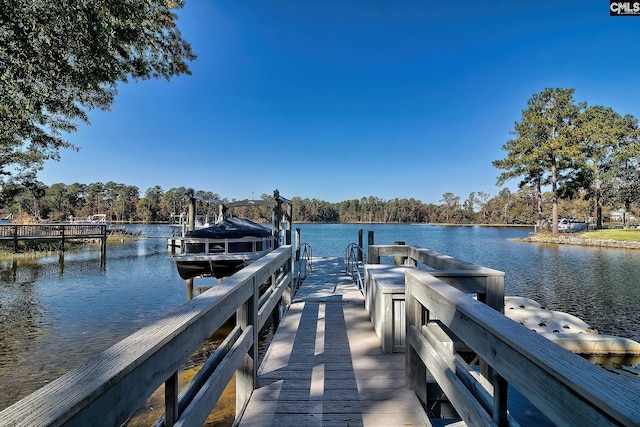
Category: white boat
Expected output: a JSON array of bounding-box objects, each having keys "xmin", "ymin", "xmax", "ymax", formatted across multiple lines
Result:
[
  {"xmin": 558, "ymin": 218, "xmax": 588, "ymax": 232},
  {"xmin": 68, "ymin": 214, "xmax": 107, "ymax": 224},
  {"xmin": 67, "ymin": 213, "xmax": 127, "ymax": 234}
]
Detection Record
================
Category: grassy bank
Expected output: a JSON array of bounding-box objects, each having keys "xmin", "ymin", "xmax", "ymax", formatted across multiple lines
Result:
[
  {"xmin": 524, "ymin": 228, "xmax": 640, "ymax": 249},
  {"xmin": 578, "ymin": 228, "xmax": 640, "ymax": 242}
]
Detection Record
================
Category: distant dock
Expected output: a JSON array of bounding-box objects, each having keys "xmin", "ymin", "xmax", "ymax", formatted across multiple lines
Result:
[{"xmin": 0, "ymin": 223, "xmax": 107, "ymax": 256}]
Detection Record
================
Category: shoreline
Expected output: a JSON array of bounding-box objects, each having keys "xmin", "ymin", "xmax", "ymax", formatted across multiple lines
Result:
[{"xmin": 521, "ymin": 233, "xmax": 640, "ymax": 250}]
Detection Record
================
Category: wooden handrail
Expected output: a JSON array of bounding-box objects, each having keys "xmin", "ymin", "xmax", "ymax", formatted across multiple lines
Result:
[
  {"xmin": 0, "ymin": 224, "xmax": 107, "ymax": 239},
  {"xmin": 0, "ymin": 224, "xmax": 108, "ymax": 257},
  {"xmin": 367, "ymin": 244, "xmax": 505, "ymax": 312},
  {"xmin": 0, "ymin": 246, "xmax": 294, "ymax": 427},
  {"xmin": 405, "ymin": 269, "xmax": 640, "ymax": 426}
]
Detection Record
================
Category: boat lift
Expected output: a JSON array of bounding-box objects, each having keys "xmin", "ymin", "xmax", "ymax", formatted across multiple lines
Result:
[{"xmin": 183, "ymin": 188, "xmax": 292, "ymax": 247}]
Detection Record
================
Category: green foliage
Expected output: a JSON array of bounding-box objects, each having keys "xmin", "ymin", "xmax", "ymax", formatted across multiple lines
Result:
[
  {"xmin": 493, "ymin": 87, "xmax": 640, "ymax": 232},
  {"xmin": 573, "ymin": 105, "xmax": 627, "ymax": 227},
  {"xmin": 0, "ymin": 180, "xmax": 638, "ymax": 226},
  {"xmin": 0, "ymin": 0, "xmax": 195, "ymax": 180},
  {"xmin": 611, "ymin": 115, "xmax": 640, "ymax": 224},
  {"xmin": 493, "ymin": 89, "xmax": 584, "ymax": 191}
]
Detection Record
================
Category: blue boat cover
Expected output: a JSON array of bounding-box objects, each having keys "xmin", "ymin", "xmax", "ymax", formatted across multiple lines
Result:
[{"xmin": 186, "ymin": 217, "xmax": 272, "ymax": 239}]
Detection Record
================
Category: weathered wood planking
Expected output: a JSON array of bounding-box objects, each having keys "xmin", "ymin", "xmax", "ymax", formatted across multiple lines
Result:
[
  {"xmin": 405, "ymin": 269, "xmax": 640, "ymax": 427},
  {"xmin": 364, "ymin": 245, "xmax": 506, "ymax": 356},
  {"xmin": 237, "ymin": 257, "xmax": 430, "ymax": 427},
  {"xmin": 368, "ymin": 244, "xmax": 505, "ymax": 313}
]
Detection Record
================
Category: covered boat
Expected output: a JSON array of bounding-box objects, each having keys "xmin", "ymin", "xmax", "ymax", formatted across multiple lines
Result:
[{"xmin": 172, "ymin": 217, "xmax": 274, "ymax": 279}]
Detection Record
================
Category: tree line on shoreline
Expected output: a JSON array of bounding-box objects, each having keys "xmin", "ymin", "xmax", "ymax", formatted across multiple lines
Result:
[{"xmin": 0, "ymin": 181, "xmax": 636, "ymax": 228}]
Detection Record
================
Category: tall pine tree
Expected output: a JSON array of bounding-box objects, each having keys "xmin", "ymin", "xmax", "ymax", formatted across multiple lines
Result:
[{"xmin": 494, "ymin": 88, "xmax": 584, "ymax": 234}]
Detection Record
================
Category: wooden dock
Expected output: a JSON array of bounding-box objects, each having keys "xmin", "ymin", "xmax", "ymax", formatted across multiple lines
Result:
[
  {"xmin": 2, "ymin": 242, "xmax": 638, "ymax": 426},
  {"xmin": 237, "ymin": 257, "xmax": 430, "ymax": 426},
  {"xmin": 0, "ymin": 223, "xmax": 107, "ymax": 255}
]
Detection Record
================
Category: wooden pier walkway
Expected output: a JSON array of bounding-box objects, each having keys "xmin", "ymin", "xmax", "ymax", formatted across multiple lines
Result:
[{"xmin": 237, "ymin": 257, "xmax": 430, "ymax": 427}]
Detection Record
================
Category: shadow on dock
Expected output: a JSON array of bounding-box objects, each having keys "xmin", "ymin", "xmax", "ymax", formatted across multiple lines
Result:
[{"xmin": 237, "ymin": 257, "xmax": 429, "ymax": 426}]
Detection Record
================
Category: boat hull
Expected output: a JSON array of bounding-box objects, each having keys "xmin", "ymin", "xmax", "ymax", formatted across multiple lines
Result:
[
  {"xmin": 173, "ymin": 249, "xmax": 272, "ymax": 280},
  {"xmin": 175, "ymin": 259, "xmax": 243, "ymax": 280}
]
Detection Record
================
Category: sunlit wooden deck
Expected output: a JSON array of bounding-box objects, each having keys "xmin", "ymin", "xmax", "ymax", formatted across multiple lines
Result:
[{"xmin": 237, "ymin": 257, "xmax": 430, "ymax": 426}]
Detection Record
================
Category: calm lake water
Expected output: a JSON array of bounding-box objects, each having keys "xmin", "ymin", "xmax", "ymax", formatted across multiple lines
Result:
[{"xmin": 1, "ymin": 223, "xmax": 639, "ymax": 416}]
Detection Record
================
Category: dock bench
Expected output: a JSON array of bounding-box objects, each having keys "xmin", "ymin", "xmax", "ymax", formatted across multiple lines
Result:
[{"xmin": 364, "ymin": 264, "xmax": 414, "ymax": 354}]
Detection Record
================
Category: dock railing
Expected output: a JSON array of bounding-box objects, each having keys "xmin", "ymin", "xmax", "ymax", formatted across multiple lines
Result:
[
  {"xmin": 345, "ymin": 242, "xmax": 366, "ymax": 293},
  {"xmin": 0, "ymin": 223, "xmax": 106, "ymax": 238},
  {"xmin": 368, "ymin": 244, "xmax": 640, "ymax": 424},
  {"xmin": 295, "ymin": 242, "xmax": 313, "ymax": 288},
  {"xmin": 367, "ymin": 244, "xmax": 504, "ymax": 312},
  {"xmin": 0, "ymin": 223, "xmax": 107, "ymax": 254},
  {"xmin": 405, "ymin": 266, "xmax": 640, "ymax": 426},
  {"xmin": 0, "ymin": 245, "xmax": 294, "ymax": 427},
  {"xmin": 365, "ymin": 244, "xmax": 504, "ymax": 357}
]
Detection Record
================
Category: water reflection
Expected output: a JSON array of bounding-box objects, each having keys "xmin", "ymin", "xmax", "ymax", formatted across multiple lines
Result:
[
  {"xmin": 0, "ymin": 232, "xmax": 187, "ymax": 410},
  {"xmin": 505, "ymin": 244, "xmax": 640, "ymax": 342}
]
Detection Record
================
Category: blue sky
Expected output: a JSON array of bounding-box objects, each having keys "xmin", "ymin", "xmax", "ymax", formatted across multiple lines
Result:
[{"xmin": 39, "ymin": 1, "xmax": 639, "ymax": 203}]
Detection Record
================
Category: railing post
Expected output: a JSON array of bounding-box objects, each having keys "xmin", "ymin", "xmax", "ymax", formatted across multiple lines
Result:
[
  {"xmin": 493, "ymin": 372, "xmax": 508, "ymax": 426},
  {"xmin": 13, "ymin": 225, "xmax": 18, "ymax": 253},
  {"xmin": 407, "ymin": 246, "xmax": 418, "ymax": 266},
  {"xmin": 405, "ymin": 276, "xmax": 427, "ymax": 406},
  {"xmin": 367, "ymin": 244, "xmax": 380, "ymax": 264},
  {"xmin": 59, "ymin": 226, "xmax": 65, "ymax": 253},
  {"xmin": 282, "ymin": 251, "xmax": 293, "ymax": 310},
  {"xmin": 186, "ymin": 278, "xmax": 194, "ymax": 301},
  {"xmin": 271, "ymin": 273, "xmax": 282, "ymax": 329},
  {"xmin": 393, "ymin": 241, "xmax": 406, "ymax": 265},
  {"xmin": 358, "ymin": 229, "xmax": 363, "ymax": 262},
  {"xmin": 236, "ymin": 276, "xmax": 259, "ymax": 417},
  {"xmin": 164, "ymin": 371, "xmax": 178, "ymax": 426},
  {"xmin": 187, "ymin": 190, "xmax": 196, "ymax": 232},
  {"xmin": 273, "ymin": 190, "xmax": 282, "ymax": 248},
  {"xmin": 101, "ymin": 225, "xmax": 107, "ymax": 264},
  {"xmin": 476, "ymin": 274, "xmax": 505, "ymax": 386},
  {"xmin": 481, "ymin": 275, "xmax": 505, "ymax": 314}
]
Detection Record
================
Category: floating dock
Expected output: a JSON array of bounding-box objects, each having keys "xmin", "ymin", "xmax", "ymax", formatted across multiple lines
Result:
[{"xmin": 505, "ymin": 296, "xmax": 640, "ymax": 356}]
